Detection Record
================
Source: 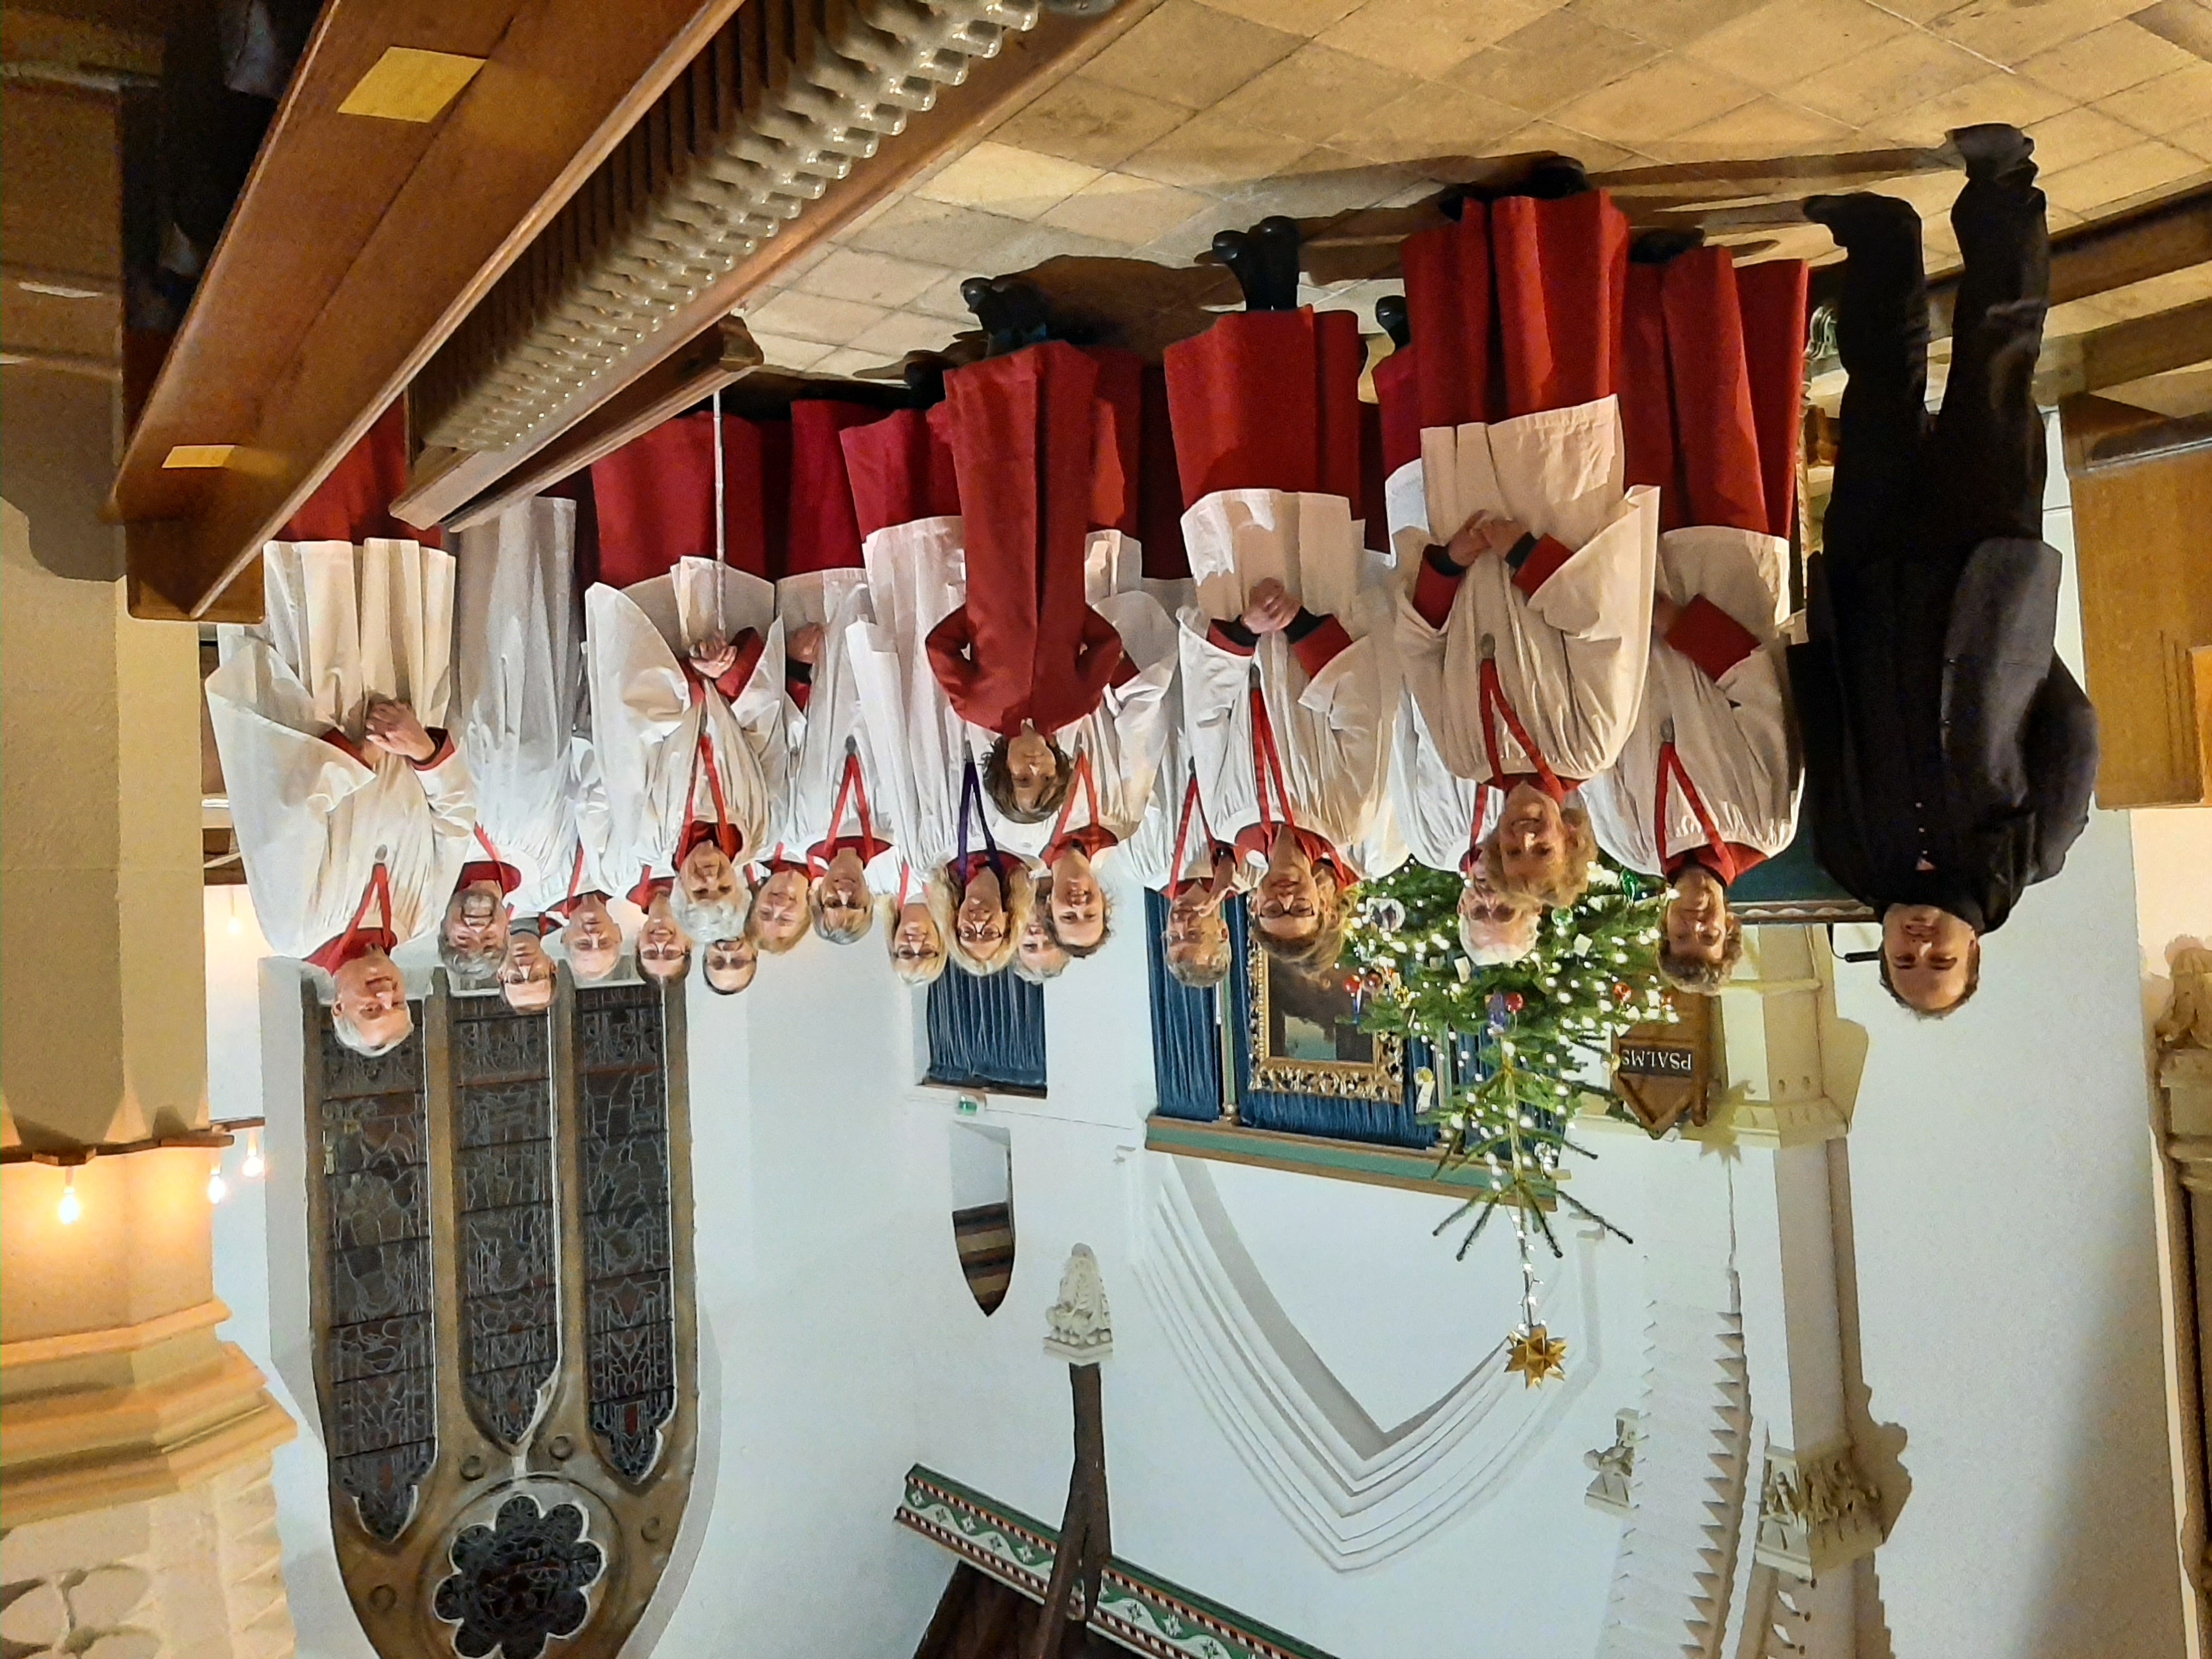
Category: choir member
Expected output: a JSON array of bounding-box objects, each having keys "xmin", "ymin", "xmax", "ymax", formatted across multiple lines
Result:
[
  {"xmin": 1377, "ymin": 166, "xmax": 1660, "ymax": 913},
  {"xmin": 632, "ymin": 869, "xmax": 691, "ymax": 985},
  {"xmin": 1583, "ymin": 242, "xmax": 1810, "ymax": 993},
  {"xmin": 1012, "ymin": 902, "xmax": 1071, "ymax": 984},
  {"xmin": 450, "ymin": 495, "xmax": 583, "ymax": 922},
  {"xmin": 1792, "ymin": 128, "xmax": 2096, "ymax": 1015},
  {"xmin": 760, "ymin": 402, "xmax": 904, "ymax": 949},
  {"xmin": 924, "ymin": 340, "xmax": 1154, "ymax": 825},
  {"xmin": 1163, "ymin": 217, "xmax": 1394, "ymax": 974},
  {"xmin": 585, "ymin": 556, "xmax": 791, "ymax": 993},
  {"xmin": 1385, "ymin": 702, "xmax": 1538, "ymax": 963},
  {"xmin": 882, "ymin": 862, "xmax": 950, "ymax": 986},
  {"xmin": 498, "ymin": 920, "xmax": 557, "ymax": 1013},
  {"xmin": 588, "ymin": 399, "xmax": 802, "ymax": 991},
  {"xmin": 538, "ymin": 749, "xmax": 628, "ymax": 984},
  {"xmin": 1126, "ymin": 758, "xmax": 1245, "ymax": 990},
  {"xmin": 844, "ymin": 400, "xmax": 963, "ymax": 985},
  {"xmin": 206, "ymin": 534, "xmax": 473, "ymax": 1054}
]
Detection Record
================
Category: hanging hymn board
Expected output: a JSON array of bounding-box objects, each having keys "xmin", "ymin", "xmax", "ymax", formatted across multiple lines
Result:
[{"xmin": 1610, "ymin": 991, "xmax": 1714, "ymax": 1137}]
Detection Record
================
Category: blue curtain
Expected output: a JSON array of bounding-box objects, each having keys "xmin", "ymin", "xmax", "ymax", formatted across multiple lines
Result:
[
  {"xmin": 1145, "ymin": 893, "xmax": 1434, "ymax": 1148},
  {"xmin": 926, "ymin": 968, "xmax": 1047, "ymax": 1094},
  {"xmin": 1145, "ymin": 889, "xmax": 1223, "ymax": 1121}
]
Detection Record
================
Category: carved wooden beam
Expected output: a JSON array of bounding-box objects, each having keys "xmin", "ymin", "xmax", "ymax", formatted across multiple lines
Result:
[
  {"xmin": 390, "ymin": 0, "xmax": 1164, "ymax": 534},
  {"xmin": 439, "ymin": 315, "xmax": 763, "ymax": 532},
  {"xmin": 112, "ymin": 0, "xmax": 752, "ymax": 620}
]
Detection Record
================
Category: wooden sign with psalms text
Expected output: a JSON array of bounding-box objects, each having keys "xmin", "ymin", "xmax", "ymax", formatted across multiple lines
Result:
[{"xmin": 1611, "ymin": 991, "xmax": 1714, "ymax": 1137}]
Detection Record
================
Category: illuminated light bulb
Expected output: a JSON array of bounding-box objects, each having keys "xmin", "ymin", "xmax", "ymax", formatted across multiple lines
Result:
[
  {"xmin": 206, "ymin": 1163, "xmax": 228, "ymax": 1205},
  {"xmin": 227, "ymin": 888, "xmax": 243, "ymax": 936},
  {"xmin": 58, "ymin": 1169, "xmax": 81, "ymax": 1226},
  {"xmin": 240, "ymin": 1128, "xmax": 265, "ymax": 1180}
]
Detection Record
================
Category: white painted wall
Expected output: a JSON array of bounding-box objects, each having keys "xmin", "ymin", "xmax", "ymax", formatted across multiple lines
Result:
[
  {"xmin": 1824, "ymin": 457, "xmax": 2186, "ymax": 1657},
  {"xmin": 201, "ymin": 438, "xmax": 2185, "ymax": 1657}
]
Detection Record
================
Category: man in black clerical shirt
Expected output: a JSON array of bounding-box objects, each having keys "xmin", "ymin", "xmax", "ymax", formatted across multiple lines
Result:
[{"xmin": 1790, "ymin": 123, "xmax": 2099, "ymax": 1017}]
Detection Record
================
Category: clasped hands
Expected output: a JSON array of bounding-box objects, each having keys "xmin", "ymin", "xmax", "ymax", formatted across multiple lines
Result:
[
  {"xmin": 688, "ymin": 634, "xmax": 740, "ymax": 679},
  {"xmin": 363, "ymin": 696, "xmax": 437, "ymax": 762},
  {"xmin": 1238, "ymin": 578, "xmax": 1301, "ymax": 635},
  {"xmin": 1442, "ymin": 512, "xmax": 1532, "ymax": 568}
]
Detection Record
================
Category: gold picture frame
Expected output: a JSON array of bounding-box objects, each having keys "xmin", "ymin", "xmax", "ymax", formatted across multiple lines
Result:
[{"xmin": 1246, "ymin": 933, "xmax": 1404, "ymax": 1102}]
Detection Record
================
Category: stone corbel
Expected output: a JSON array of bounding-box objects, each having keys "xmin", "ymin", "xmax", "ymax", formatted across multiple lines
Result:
[
  {"xmin": 1583, "ymin": 1408, "xmax": 1641, "ymax": 1515},
  {"xmin": 1685, "ymin": 924, "xmax": 1859, "ymax": 1150},
  {"xmin": 1753, "ymin": 1438, "xmax": 1885, "ymax": 1579}
]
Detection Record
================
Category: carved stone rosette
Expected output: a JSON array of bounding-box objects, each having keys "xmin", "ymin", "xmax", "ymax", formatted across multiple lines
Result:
[{"xmin": 1752, "ymin": 1440, "xmax": 1883, "ymax": 1579}]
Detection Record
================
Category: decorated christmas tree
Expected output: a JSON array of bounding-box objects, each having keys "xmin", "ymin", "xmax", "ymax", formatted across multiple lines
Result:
[{"xmin": 1340, "ymin": 856, "xmax": 1670, "ymax": 1384}]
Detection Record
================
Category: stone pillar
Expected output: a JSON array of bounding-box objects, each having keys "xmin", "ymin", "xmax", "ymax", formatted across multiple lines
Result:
[
  {"xmin": 1582, "ymin": 925, "xmax": 1884, "ymax": 1658},
  {"xmin": 1, "ymin": 69, "xmax": 296, "ymax": 1655},
  {"xmin": 1687, "ymin": 924, "xmax": 1861, "ymax": 1150}
]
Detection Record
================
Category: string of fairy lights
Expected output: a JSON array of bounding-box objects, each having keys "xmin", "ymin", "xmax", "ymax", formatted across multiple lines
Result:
[
  {"xmin": 1345, "ymin": 859, "xmax": 1669, "ymax": 1387},
  {"xmin": 9, "ymin": 1120, "xmax": 267, "ymax": 1226}
]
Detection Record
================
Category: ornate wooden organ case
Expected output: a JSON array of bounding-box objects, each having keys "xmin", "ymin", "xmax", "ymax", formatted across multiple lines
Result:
[{"xmin": 301, "ymin": 974, "xmax": 696, "ymax": 1658}]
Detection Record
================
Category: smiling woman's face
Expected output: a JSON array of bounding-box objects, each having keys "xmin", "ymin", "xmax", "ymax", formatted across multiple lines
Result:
[
  {"xmin": 1493, "ymin": 785, "xmax": 1565, "ymax": 887},
  {"xmin": 956, "ymin": 866, "xmax": 1007, "ymax": 956},
  {"xmin": 1050, "ymin": 860, "xmax": 1104, "ymax": 950}
]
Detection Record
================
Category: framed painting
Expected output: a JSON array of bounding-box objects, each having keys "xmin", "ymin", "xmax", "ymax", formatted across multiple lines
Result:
[{"xmin": 1246, "ymin": 934, "xmax": 1403, "ymax": 1103}]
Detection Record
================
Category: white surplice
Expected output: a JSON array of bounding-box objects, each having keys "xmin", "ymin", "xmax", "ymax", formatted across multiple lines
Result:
[
  {"xmin": 764, "ymin": 571, "xmax": 904, "ymax": 895},
  {"xmin": 207, "ymin": 538, "xmax": 475, "ymax": 958},
  {"xmin": 1581, "ymin": 526, "xmax": 1800, "ymax": 873},
  {"xmin": 584, "ymin": 558, "xmax": 789, "ymax": 876},
  {"xmin": 995, "ymin": 589, "xmax": 1178, "ymax": 861},
  {"xmin": 1175, "ymin": 493, "xmax": 1395, "ymax": 873},
  {"xmin": 452, "ymin": 497, "xmax": 580, "ymax": 914},
  {"xmin": 1389, "ymin": 396, "xmax": 1661, "ymax": 786},
  {"xmin": 848, "ymin": 517, "xmax": 975, "ymax": 875},
  {"xmin": 849, "ymin": 517, "xmax": 1174, "ymax": 868},
  {"xmin": 1386, "ymin": 691, "xmax": 1504, "ymax": 874}
]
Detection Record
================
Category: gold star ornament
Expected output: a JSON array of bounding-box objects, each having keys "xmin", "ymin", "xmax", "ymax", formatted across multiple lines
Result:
[{"xmin": 1505, "ymin": 1325, "xmax": 1568, "ymax": 1387}]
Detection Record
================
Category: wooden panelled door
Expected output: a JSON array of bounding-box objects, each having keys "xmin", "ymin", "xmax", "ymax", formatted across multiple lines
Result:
[{"xmin": 2062, "ymin": 397, "xmax": 2212, "ymax": 809}]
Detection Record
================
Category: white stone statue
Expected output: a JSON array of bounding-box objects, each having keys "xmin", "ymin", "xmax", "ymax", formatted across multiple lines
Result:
[{"xmin": 1043, "ymin": 1244, "xmax": 1113, "ymax": 1364}]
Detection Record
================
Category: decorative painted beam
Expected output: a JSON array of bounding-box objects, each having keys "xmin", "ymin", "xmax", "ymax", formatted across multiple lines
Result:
[
  {"xmin": 1144, "ymin": 1115, "xmax": 1548, "ymax": 1202},
  {"xmin": 895, "ymin": 1466, "xmax": 1339, "ymax": 1659}
]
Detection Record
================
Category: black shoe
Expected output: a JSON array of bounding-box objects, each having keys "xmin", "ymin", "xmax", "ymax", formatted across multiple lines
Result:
[
  {"xmin": 1513, "ymin": 156, "xmax": 1591, "ymax": 201},
  {"xmin": 962, "ymin": 276, "xmax": 1051, "ymax": 355},
  {"xmin": 1803, "ymin": 191, "xmax": 1919, "ymax": 246},
  {"xmin": 902, "ymin": 353, "xmax": 949, "ymax": 408},
  {"xmin": 1947, "ymin": 122, "xmax": 2035, "ymax": 183},
  {"xmin": 1216, "ymin": 220, "xmax": 1301, "ymax": 311},
  {"xmin": 1629, "ymin": 227, "xmax": 1705, "ymax": 265},
  {"xmin": 1374, "ymin": 293, "xmax": 1411, "ymax": 350},
  {"xmin": 1249, "ymin": 215, "xmax": 1303, "ymax": 311},
  {"xmin": 1212, "ymin": 229, "xmax": 1265, "ymax": 310}
]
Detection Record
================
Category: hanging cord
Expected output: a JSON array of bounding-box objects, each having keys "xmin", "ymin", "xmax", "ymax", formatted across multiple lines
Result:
[
  {"xmin": 1043, "ymin": 740, "xmax": 1100, "ymax": 864},
  {"xmin": 711, "ymin": 386, "xmax": 728, "ymax": 638},
  {"xmin": 956, "ymin": 750, "xmax": 1006, "ymax": 887},
  {"xmin": 1169, "ymin": 764, "xmax": 1220, "ymax": 894}
]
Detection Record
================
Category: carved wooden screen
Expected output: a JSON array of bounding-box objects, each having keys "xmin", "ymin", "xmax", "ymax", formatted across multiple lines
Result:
[{"xmin": 302, "ymin": 974, "xmax": 697, "ymax": 1659}]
